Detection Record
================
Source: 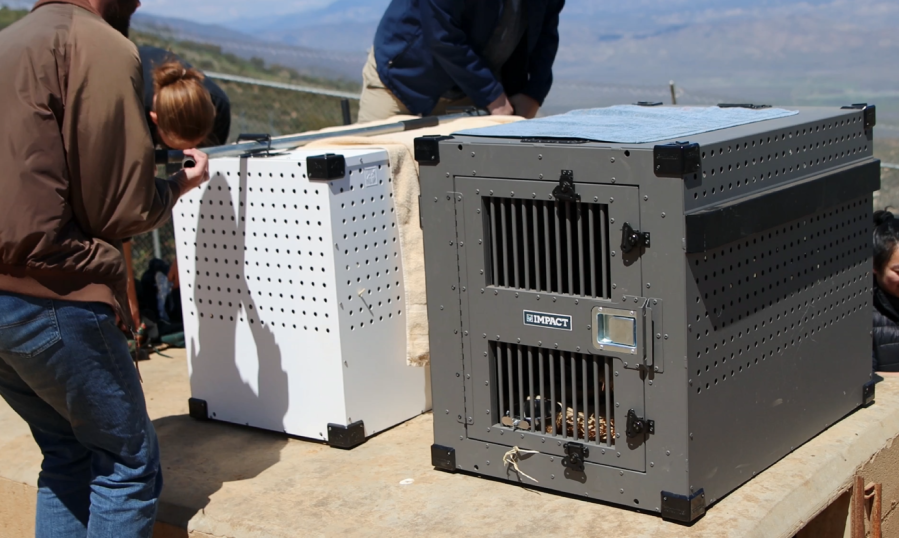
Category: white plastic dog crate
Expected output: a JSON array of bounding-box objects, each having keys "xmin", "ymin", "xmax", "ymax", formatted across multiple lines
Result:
[{"xmin": 172, "ymin": 148, "xmax": 429, "ymax": 448}]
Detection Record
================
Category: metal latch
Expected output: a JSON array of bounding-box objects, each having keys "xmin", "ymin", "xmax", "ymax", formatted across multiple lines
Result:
[
  {"xmin": 552, "ymin": 170, "xmax": 580, "ymax": 202},
  {"xmin": 626, "ymin": 409, "xmax": 655, "ymax": 439},
  {"xmin": 621, "ymin": 222, "xmax": 650, "ymax": 253},
  {"xmin": 561, "ymin": 442, "xmax": 589, "ymax": 472}
]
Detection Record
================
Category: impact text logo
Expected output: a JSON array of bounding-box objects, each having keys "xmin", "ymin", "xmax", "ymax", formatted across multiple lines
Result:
[{"xmin": 523, "ymin": 310, "xmax": 572, "ymax": 331}]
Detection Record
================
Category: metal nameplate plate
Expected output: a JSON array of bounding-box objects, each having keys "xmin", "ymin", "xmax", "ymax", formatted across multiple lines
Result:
[{"xmin": 523, "ymin": 310, "xmax": 572, "ymax": 331}]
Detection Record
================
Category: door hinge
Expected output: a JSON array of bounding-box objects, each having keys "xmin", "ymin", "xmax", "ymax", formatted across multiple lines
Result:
[
  {"xmin": 626, "ymin": 409, "xmax": 655, "ymax": 439},
  {"xmin": 621, "ymin": 222, "xmax": 650, "ymax": 253},
  {"xmin": 552, "ymin": 170, "xmax": 580, "ymax": 202}
]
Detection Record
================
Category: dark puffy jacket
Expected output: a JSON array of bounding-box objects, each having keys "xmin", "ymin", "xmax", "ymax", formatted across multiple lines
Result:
[
  {"xmin": 873, "ymin": 283, "xmax": 899, "ymax": 372},
  {"xmin": 373, "ymin": 0, "xmax": 565, "ymax": 115}
]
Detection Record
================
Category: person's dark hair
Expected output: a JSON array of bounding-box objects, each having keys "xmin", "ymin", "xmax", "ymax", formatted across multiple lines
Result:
[
  {"xmin": 874, "ymin": 209, "xmax": 899, "ymax": 273},
  {"xmin": 153, "ymin": 60, "xmax": 216, "ymax": 149}
]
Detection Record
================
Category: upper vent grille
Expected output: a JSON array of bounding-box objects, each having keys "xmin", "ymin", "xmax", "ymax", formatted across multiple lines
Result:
[{"xmin": 484, "ymin": 198, "xmax": 611, "ymax": 298}]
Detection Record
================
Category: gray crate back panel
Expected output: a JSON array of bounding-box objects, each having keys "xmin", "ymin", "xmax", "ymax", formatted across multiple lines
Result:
[{"xmin": 455, "ymin": 105, "xmax": 799, "ymax": 144}]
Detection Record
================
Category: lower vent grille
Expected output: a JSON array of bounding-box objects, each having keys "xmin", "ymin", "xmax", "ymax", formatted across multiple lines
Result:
[{"xmin": 493, "ymin": 342, "xmax": 616, "ymax": 446}]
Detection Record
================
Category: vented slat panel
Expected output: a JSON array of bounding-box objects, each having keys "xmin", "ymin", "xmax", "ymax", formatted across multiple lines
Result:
[
  {"xmin": 523, "ymin": 202, "xmax": 531, "ymax": 289},
  {"xmin": 486, "ymin": 198, "xmax": 611, "ymax": 298},
  {"xmin": 543, "ymin": 203, "xmax": 551, "ymax": 292},
  {"xmin": 600, "ymin": 205, "xmax": 609, "ymax": 299},
  {"xmin": 500, "ymin": 200, "xmax": 509, "ymax": 287},
  {"xmin": 554, "ymin": 203, "xmax": 562, "ymax": 294},
  {"xmin": 604, "ymin": 359, "xmax": 612, "ymax": 447},
  {"xmin": 570, "ymin": 353, "xmax": 577, "ymax": 438},
  {"xmin": 493, "ymin": 343, "xmax": 616, "ymax": 446},
  {"xmin": 578, "ymin": 204, "xmax": 585, "ymax": 295},
  {"xmin": 528, "ymin": 347, "xmax": 535, "ymax": 434}
]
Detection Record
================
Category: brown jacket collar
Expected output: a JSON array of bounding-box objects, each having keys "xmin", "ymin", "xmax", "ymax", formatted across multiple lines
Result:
[{"xmin": 32, "ymin": 0, "xmax": 100, "ymax": 17}]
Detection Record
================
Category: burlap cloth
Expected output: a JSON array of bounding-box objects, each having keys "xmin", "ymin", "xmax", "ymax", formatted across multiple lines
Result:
[{"xmin": 304, "ymin": 114, "xmax": 524, "ymax": 366}]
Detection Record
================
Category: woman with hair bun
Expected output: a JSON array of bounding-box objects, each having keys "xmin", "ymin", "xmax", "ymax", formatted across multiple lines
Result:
[
  {"xmin": 872, "ymin": 209, "xmax": 899, "ymax": 372},
  {"xmin": 139, "ymin": 46, "xmax": 231, "ymax": 149},
  {"xmin": 149, "ymin": 60, "xmax": 216, "ymax": 149}
]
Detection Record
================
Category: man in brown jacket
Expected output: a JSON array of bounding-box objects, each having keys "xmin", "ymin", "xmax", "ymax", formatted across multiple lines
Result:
[{"xmin": 0, "ymin": 1, "xmax": 209, "ymax": 536}]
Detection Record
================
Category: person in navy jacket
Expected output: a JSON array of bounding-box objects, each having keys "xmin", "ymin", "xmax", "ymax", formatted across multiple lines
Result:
[{"xmin": 358, "ymin": 0, "xmax": 565, "ymax": 122}]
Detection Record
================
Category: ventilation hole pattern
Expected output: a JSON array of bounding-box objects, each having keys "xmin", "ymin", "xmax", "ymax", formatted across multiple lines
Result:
[
  {"xmin": 685, "ymin": 112, "xmax": 872, "ymax": 211},
  {"xmin": 687, "ymin": 196, "xmax": 872, "ymax": 396},
  {"xmin": 339, "ymin": 166, "xmax": 404, "ymax": 332},
  {"xmin": 173, "ymin": 157, "xmax": 403, "ymax": 337}
]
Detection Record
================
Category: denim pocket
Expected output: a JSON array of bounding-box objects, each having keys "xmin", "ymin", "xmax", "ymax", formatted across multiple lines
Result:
[{"xmin": 0, "ymin": 294, "xmax": 61, "ymax": 358}]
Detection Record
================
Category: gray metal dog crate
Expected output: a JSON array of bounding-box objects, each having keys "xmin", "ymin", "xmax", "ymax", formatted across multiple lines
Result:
[{"xmin": 416, "ymin": 105, "xmax": 879, "ymax": 522}]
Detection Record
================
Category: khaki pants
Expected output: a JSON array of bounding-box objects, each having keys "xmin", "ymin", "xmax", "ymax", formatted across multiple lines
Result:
[{"xmin": 357, "ymin": 48, "xmax": 474, "ymax": 124}]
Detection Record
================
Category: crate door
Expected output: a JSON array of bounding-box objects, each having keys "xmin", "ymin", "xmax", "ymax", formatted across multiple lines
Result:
[{"xmin": 455, "ymin": 176, "xmax": 647, "ymax": 472}]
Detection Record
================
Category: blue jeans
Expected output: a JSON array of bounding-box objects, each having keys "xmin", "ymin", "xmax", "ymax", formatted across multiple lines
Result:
[{"xmin": 0, "ymin": 291, "xmax": 162, "ymax": 537}]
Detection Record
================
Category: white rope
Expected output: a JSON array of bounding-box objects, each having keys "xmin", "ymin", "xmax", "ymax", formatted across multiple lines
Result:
[{"xmin": 503, "ymin": 446, "xmax": 540, "ymax": 483}]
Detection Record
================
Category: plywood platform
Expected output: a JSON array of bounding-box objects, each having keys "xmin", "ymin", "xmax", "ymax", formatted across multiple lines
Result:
[{"xmin": 1, "ymin": 350, "xmax": 898, "ymax": 537}]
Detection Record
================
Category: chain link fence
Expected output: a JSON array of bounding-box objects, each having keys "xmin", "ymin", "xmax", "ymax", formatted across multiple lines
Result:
[{"xmin": 129, "ymin": 78, "xmax": 360, "ymax": 283}]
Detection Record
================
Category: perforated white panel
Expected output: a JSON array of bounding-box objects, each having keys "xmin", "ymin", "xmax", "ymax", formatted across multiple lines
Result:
[{"xmin": 173, "ymin": 148, "xmax": 428, "ymax": 440}]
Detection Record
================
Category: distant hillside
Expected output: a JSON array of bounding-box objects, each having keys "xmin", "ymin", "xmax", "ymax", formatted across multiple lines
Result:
[
  {"xmin": 132, "ymin": 29, "xmax": 359, "ymax": 94},
  {"xmin": 211, "ymin": 0, "xmax": 899, "ymax": 135},
  {"xmin": 0, "ymin": 7, "xmax": 360, "ymax": 141},
  {"xmin": 232, "ymin": 0, "xmax": 389, "ymax": 53},
  {"xmin": 0, "ymin": 6, "xmax": 25, "ymax": 29},
  {"xmin": 130, "ymin": 30, "xmax": 360, "ymax": 140},
  {"xmin": 132, "ymin": 12, "xmax": 366, "ymax": 81}
]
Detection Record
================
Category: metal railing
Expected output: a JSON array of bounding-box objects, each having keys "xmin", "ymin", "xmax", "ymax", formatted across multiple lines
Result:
[
  {"xmin": 205, "ymin": 72, "xmax": 360, "ymax": 100},
  {"xmin": 132, "ymin": 73, "xmax": 364, "ymax": 282}
]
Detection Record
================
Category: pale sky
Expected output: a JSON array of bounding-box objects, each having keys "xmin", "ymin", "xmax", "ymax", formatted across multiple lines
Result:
[{"xmin": 138, "ymin": 0, "xmax": 335, "ymax": 25}]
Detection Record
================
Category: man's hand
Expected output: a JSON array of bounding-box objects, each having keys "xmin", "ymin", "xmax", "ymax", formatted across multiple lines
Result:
[
  {"xmin": 487, "ymin": 92, "xmax": 514, "ymax": 116},
  {"xmin": 172, "ymin": 148, "xmax": 210, "ymax": 195},
  {"xmin": 509, "ymin": 94, "xmax": 540, "ymax": 119}
]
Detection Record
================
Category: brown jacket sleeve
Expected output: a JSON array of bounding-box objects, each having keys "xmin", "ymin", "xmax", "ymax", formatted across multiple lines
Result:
[{"xmin": 63, "ymin": 12, "xmax": 180, "ymax": 241}]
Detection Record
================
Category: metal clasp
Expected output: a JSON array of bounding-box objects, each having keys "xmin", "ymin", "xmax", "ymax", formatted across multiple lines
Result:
[
  {"xmin": 561, "ymin": 442, "xmax": 589, "ymax": 472},
  {"xmin": 552, "ymin": 170, "xmax": 580, "ymax": 202}
]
